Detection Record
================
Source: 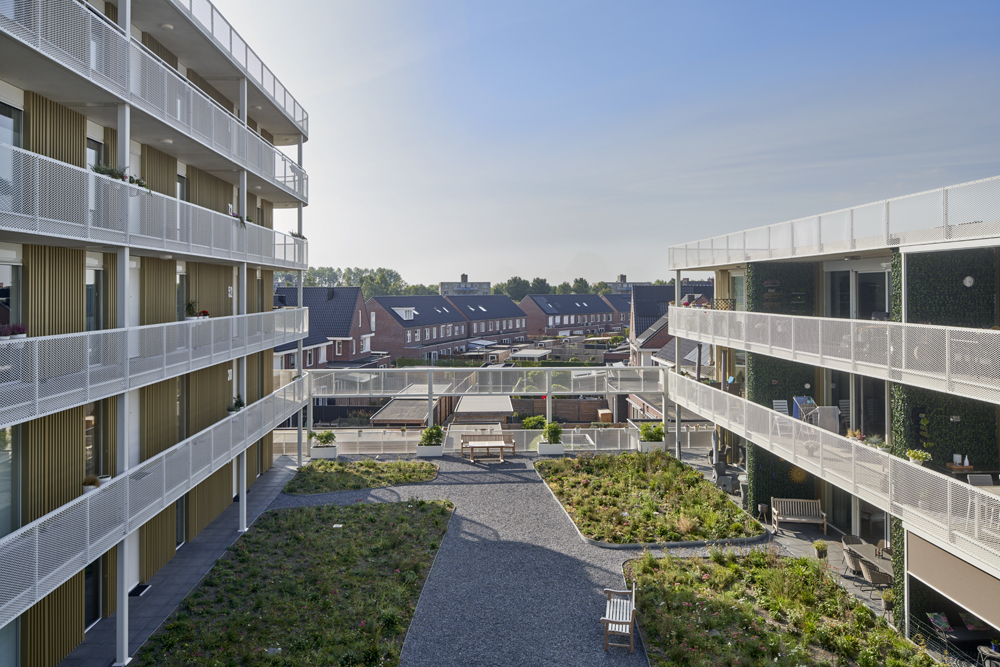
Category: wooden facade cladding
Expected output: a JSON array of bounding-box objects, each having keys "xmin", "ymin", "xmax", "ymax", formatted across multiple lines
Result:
[
  {"xmin": 188, "ymin": 262, "xmax": 233, "ymax": 319},
  {"xmin": 102, "ymin": 253, "xmax": 118, "ymax": 330},
  {"xmin": 23, "ymin": 245, "xmax": 85, "ymax": 336},
  {"xmin": 139, "ymin": 377, "xmax": 180, "ymax": 582},
  {"xmin": 186, "ymin": 69, "xmax": 235, "ymax": 114},
  {"xmin": 22, "ymin": 92, "xmax": 86, "ymax": 168},
  {"xmin": 186, "ymin": 464, "xmax": 232, "ymax": 542},
  {"xmin": 140, "ymin": 144, "xmax": 178, "ymax": 198},
  {"xmin": 21, "ymin": 574, "xmax": 84, "ymax": 667},
  {"xmin": 187, "ymin": 165, "xmax": 234, "ymax": 215},
  {"xmin": 140, "ymin": 257, "xmax": 177, "ymax": 325},
  {"xmin": 185, "ymin": 363, "xmax": 231, "ymax": 437},
  {"xmin": 21, "ymin": 408, "xmax": 84, "ymax": 523},
  {"xmin": 141, "ymin": 33, "xmax": 178, "ymax": 70},
  {"xmin": 102, "ymin": 127, "xmax": 117, "ymax": 169}
]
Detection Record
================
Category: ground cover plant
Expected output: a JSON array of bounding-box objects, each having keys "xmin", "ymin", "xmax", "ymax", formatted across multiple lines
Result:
[
  {"xmin": 536, "ymin": 451, "xmax": 761, "ymax": 543},
  {"xmin": 284, "ymin": 458, "xmax": 437, "ymax": 495},
  {"xmin": 630, "ymin": 548, "xmax": 934, "ymax": 667},
  {"xmin": 131, "ymin": 501, "xmax": 452, "ymax": 666}
]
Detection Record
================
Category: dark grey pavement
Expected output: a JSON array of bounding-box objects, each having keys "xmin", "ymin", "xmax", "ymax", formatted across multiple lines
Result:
[
  {"xmin": 269, "ymin": 455, "xmax": 651, "ymax": 667},
  {"xmin": 59, "ymin": 456, "xmax": 300, "ymax": 667}
]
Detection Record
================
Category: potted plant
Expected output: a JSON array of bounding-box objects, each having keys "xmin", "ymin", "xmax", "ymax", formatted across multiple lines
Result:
[
  {"xmin": 417, "ymin": 425, "xmax": 444, "ymax": 457},
  {"xmin": 185, "ymin": 299, "xmax": 199, "ymax": 321},
  {"xmin": 813, "ymin": 539, "xmax": 828, "ymax": 559},
  {"xmin": 991, "ymin": 637, "xmax": 1000, "ymax": 653},
  {"xmin": 83, "ymin": 474, "xmax": 101, "ymax": 493},
  {"xmin": 881, "ymin": 589, "xmax": 895, "ymax": 614},
  {"xmin": 865, "ymin": 434, "xmax": 890, "ymax": 453},
  {"xmin": 199, "ymin": 310, "xmax": 209, "ymax": 319},
  {"xmin": 538, "ymin": 422, "xmax": 563, "ymax": 456},
  {"xmin": 226, "ymin": 394, "xmax": 245, "ymax": 413},
  {"xmin": 906, "ymin": 449, "xmax": 932, "ymax": 466},
  {"xmin": 308, "ymin": 430, "xmax": 337, "ymax": 459},
  {"xmin": 522, "ymin": 415, "xmax": 545, "ymax": 430},
  {"xmin": 0, "ymin": 325, "xmax": 10, "ymax": 341},
  {"xmin": 638, "ymin": 422, "xmax": 665, "ymax": 452},
  {"xmin": 400, "ymin": 425, "xmax": 407, "ymax": 436},
  {"xmin": 10, "ymin": 323, "xmax": 26, "ymax": 339}
]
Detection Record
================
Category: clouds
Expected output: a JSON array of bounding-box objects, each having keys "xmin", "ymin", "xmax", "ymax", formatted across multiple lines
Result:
[{"xmin": 226, "ymin": 0, "xmax": 1000, "ymax": 283}]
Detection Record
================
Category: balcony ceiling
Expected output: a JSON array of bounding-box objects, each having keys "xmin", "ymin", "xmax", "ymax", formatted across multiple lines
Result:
[{"xmin": 127, "ymin": 1, "xmax": 306, "ymax": 145}]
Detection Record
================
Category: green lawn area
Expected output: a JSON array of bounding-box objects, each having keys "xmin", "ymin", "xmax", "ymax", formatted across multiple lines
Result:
[
  {"xmin": 630, "ymin": 549, "xmax": 933, "ymax": 667},
  {"xmin": 536, "ymin": 451, "xmax": 762, "ymax": 543},
  {"xmin": 284, "ymin": 458, "xmax": 437, "ymax": 495},
  {"xmin": 131, "ymin": 501, "xmax": 452, "ymax": 666}
]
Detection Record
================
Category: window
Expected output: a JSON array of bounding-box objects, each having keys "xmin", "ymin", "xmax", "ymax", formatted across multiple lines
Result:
[
  {"xmin": 86, "ymin": 138, "xmax": 103, "ymax": 169},
  {"xmin": 415, "ymin": 330, "xmax": 420, "ymax": 342},
  {"xmin": 306, "ymin": 350, "xmax": 313, "ymax": 366},
  {"xmin": 406, "ymin": 330, "xmax": 412, "ymax": 343},
  {"xmin": 0, "ymin": 424, "xmax": 18, "ymax": 540},
  {"xmin": 461, "ymin": 324, "xmax": 465, "ymax": 334},
  {"xmin": 554, "ymin": 316, "xmax": 560, "ymax": 325},
  {"xmin": 473, "ymin": 322, "xmax": 478, "ymax": 334},
  {"xmin": 370, "ymin": 312, "xmax": 375, "ymax": 331},
  {"xmin": 85, "ymin": 267, "xmax": 103, "ymax": 332},
  {"xmin": 359, "ymin": 310, "xmax": 362, "ymax": 328},
  {"xmin": 0, "ymin": 101, "xmax": 23, "ymax": 148},
  {"xmin": 425, "ymin": 328, "xmax": 430, "ymax": 339},
  {"xmin": 288, "ymin": 354, "xmax": 295, "ymax": 369},
  {"xmin": 362, "ymin": 337, "xmax": 370, "ymax": 353},
  {"xmin": 495, "ymin": 320, "xmax": 500, "ymax": 330},
  {"xmin": 319, "ymin": 346, "xmax": 327, "ymax": 364},
  {"xmin": 352, "ymin": 339, "xmax": 356, "ymax": 355},
  {"xmin": 432, "ymin": 327, "xmax": 437, "ymax": 339},
  {"xmin": 335, "ymin": 341, "xmax": 343, "ymax": 356}
]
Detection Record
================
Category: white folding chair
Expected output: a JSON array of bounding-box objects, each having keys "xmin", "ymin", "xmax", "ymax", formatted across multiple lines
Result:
[{"xmin": 771, "ymin": 400, "xmax": 793, "ymax": 439}]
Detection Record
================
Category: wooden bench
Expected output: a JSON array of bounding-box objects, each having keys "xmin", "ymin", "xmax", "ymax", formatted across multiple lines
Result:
[
  {"xmin": 460, "ymin": 433, "xmax": 515, "ymax": 462},
  {"xmin": 600, "ymin": 582, "xmax": 636, "ymax": 653},
  {"xmin": 771, "ymin": 497, "xmax": 826, "ymax": 535}
]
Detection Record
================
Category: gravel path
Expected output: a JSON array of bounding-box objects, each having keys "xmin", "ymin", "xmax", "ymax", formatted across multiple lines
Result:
[{"xmin": 269, "ymin": 455, "xmax": 653, "ymax": 667}]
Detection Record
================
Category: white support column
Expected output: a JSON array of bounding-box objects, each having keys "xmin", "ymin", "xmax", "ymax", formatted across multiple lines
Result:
[
  {"xmin": 297, "ymin": 135, "xmax": 303, "ymax": 168},
  {"xmin": 427, "ymin": 369, "xmax": 435, "ymax": 427},
  {"xmin": 296, "ymin": 270, "xmax": 304, "ymax": 466},
  {"xmin": 297, "ymin": 203, "xmax": 303, "ymax": 236},
  {"xmin": 661, "ymin": 366, "xmax": 668, "ymax": 433},
  {"xmin": 545, "ymin": 370, "xmax": 552, "ymax": 423},
  {"xmin": 851, "ymin": 495, "xmax": 861, "ymax": 538},
  {"xmin": 239, "ymin": 77, "xmax": 248, "ymax": 124},
  {"xmin": 114, "ymin": 538, "xmax": 130, "ymax": 666},
  {"xmin": 674, "ymin": 270, "xmax": 683, "ymax": 459},
  {"xmin": 117, "ymin": 0, "xmax": 131, "ymax": 34},
  {"xmin": 116, "ymin": 104, "xmax": 130, "ymax": 176},
  {"xmin": 238, "ymin": 451, "xmax": 247, "ymax": 532},
  {"xmin": 113, "ymin": 247, "xmax": 130, "ymax": 665}
]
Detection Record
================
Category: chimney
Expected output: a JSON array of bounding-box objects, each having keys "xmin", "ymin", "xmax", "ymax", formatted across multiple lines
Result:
[
  {"xmin": 461, "ymin": 273, "xmax": 468, "ymax": 282},
  {"xmin": 326, "ymin": 287, "xmax": 335, "ymax": 301}
]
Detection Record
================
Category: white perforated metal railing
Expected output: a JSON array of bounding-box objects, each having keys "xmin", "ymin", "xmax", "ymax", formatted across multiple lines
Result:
[
  {"xmin": 167, "ymin": 0, "xmax": 308, "ymax": 136},
  {"xmin": 129, "ymin": 39, "xmax": 307, "ymax": 202},
  {"xmin": 668, "ymin": 174, "xmax": 1000, "ymax": 270},
  {"xmin": 0, "ymin": 375, "xmax": 308, "ymax": 632},
  {"xmin": 670, "ymin": 307, "xmax": 1000, "ymax": 407},
  {"xmin": 309, "ymin": 366, "xmax": 665, "ymax": 398},
  {"xmin": 0, "ymin": 142, "xmax": 307, "ymax": 270},
  {"xmin": 0, "ymin": 0, "xmax": 307, "ymax": 202},
  {"xmin": 667, "ymin": 372, "xmax": 1000, "ymax": 581},
  {"xmin": 0, "ymin": 308, "xmax": 307, "ymax": 430}
]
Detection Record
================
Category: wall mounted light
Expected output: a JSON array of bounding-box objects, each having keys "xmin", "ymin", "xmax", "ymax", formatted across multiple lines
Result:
[
  {"xmin": 804, "ymin": 383, "xmax": 811, "ymax": 390},
  {"xmin": 160, "ymin": 23, "xmax": 174, "ymax": 30},
  {"xmin": 963, "ymin": 276, "xmax": 975, "ymax": 287},
  {"xmin": 950, "ymin": 415, "xmax": 962, "ymax": 422}
]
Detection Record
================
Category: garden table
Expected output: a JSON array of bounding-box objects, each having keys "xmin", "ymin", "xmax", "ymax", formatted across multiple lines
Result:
[{"xmin": 850, "ymin": 544, "xmax": 893, "ymax": 578}]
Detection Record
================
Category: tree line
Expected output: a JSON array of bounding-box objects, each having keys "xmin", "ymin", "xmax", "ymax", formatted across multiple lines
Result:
[
  {"xmin": 492, "ymin": 277, "xmax": 674, "ymax": 302},
  {"xmin": 274, "ymin": 267, "xmax": 438, "ymax": 300}
]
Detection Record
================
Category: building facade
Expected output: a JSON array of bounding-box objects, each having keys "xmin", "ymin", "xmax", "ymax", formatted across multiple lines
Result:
[
  {"xmin": 519, "ymin": 294, "xmax": 628, "ymax": 337},
  {"xmin": 608, "ymin": 274, "xmax": 651, "ymax": 295},
  {"xmin": 0, "ymin": 1, "xmax": 309, "ymax": 664},
  {"xmin": 439, "ymin": 273, "xmax": 490, "ymax": 297},
  {"xmin": 668, "ymin": 175, "xmax": 1000, "ymax": 643},
  {"xmin": 367, "ymin": 296, "xmax": 471, "ymax": 362},
  {"xmin": 444, "ymin": 295, "xmax": 527, "ymax": 345}
]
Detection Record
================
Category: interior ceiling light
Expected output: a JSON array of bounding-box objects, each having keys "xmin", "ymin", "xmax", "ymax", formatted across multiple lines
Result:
[
  {"xmin": 253, "ymin": 185, "xmax": 262, "ymax": 190},
  {"xmin": 252, "ymin": 105, "xmax": 263, "ymax": 110},
  {"xmin": 160, "ymin": 138, "xmax": 173, "ymax": 144},
  {"xmin": 160, "ymin": 23, "xmax": 174, "ymax": 30}
]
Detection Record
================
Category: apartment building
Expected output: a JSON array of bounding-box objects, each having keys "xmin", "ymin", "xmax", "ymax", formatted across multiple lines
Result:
[
  {"xmin": 444, "ymin": 295, "xmax": 527, "ymax": 345},
  {"xmin": 274, "ymin": 287, "xmax": 385, "ymax": 370},
  {"xmin": 367, "ymin": 295, "xmax": 470, "ymax": 362},
  {"xmin": 0, "ymin": 1, "xmax": 309, "ymax": 665},
  {"xmin": 607, "ymin": 273, "xmax": 651, "ymax": 295},
  {"xmin": 439, "ymin": 273, "xmax": 490, "ymax": 297},
  {"xmin": 519, "ymin": 294, "xmax": 628, "ymax": 337},
  {"xmin": 668, "ymin": 175, "xmax": 1000, "ymax": 646}
]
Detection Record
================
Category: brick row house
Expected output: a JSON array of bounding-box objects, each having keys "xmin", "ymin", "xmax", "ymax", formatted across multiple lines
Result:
[
  {"xmin": 445, "ymin": 295, "xmax": 528, "ymax": 345},
  {"xmin": 519, "ymin": 294, "xmax": 630, "ymax": 337}
]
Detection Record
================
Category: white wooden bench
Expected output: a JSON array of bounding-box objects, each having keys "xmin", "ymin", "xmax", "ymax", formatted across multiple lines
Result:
[
  {"xmin": 771, "ymin": 497, "xmax": 826, "ymax": 535},
  {"xmin": 460, "ymin": 433, "xmax": 515, "ymax": 462},
  {"xmin": 600, "ymin": 582, "xmax": 636, "ymax": 653}
]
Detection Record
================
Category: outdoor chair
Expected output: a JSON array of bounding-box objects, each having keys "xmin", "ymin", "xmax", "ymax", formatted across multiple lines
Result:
[
  {"xmin": 858, "ymin": 558, "xmax": 893, "ymax": 598},
  {"xmin": 771, "ymin": 400, "xmax": 793, "ymax": 440},
  {"xmin": 876, "ymin": 539, "xmax": 893, "ymax": 558},
  {"xmin": 838, "ymin": 399, "xmax": 851, "ymax": 432},
  {"xmin": 842, "ymin": 546, "xmax": 863, "ymax": 578},
  {"xmin": 967, "ymin": 475, "xmax": 997, "ymax": 531}
]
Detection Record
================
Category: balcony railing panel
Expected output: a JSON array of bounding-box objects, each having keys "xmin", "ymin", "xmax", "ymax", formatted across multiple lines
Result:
[
  {"xmin": 668, "ymin": 175, "xmax": 1000, "ymax": 270},
  {"xmin": 0, "ymin": 308, "xmax": 307, "ymax": 430},
  {"xmin": 0, "ymin": 376, "xmax": 308, "ymax": 631},
  {"xmin": 0, "ymin": 0, "xmax": 307, "ymax": 200},
  {"xmin": 668, "ymin": 372, "xmax": 1000, "ymax": 582},
  {"xmin": 670, "ymin": 307, "xmax": 1000, "ymax": 407},
  {"xmin": 0, "ymin": 143, "xmax": 307, "ymax": 270}
]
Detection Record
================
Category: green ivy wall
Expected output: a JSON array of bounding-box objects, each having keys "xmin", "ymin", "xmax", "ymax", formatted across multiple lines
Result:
[
  {"xmin": 905, "ymin": 248, "xmax": 996, "ymax": 327},
  {"xmin": 746, "ymin": 261, "xmax": 817, "ymax": 316},
  {"xmin": 745, "ymin": 443, "xmax": 817, "ymax": 517}
]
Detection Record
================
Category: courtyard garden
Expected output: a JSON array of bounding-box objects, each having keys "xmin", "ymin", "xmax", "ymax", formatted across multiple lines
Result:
[
  {"xmin": 284, "ymin": 458, "xmax": 437, "ymax": 495},
  {"xmin": 536, "ymin": 451, "xmax": 762, "ymax": 543},
  {"xmin": 131, "ymin": 500, "xmax": 452, "ymax": 666},
  {"xmin": 630, "ymin": 548, "xmax": 934, "ymax": 667}
]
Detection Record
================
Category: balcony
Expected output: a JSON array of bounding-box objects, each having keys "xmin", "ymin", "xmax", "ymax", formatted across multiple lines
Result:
[
  {"xmin": 0, "ymin": 142, "xmax": 307, "ymax": 269},
  {"xmin": 669, "ymin": 307, "xmax": 1000, "ymax": 407},
  {"xmin": 0, "ymin": 307, "xmax": 307, "ymax": 430},
  {"xmin": 0, "ymin": 0, "xmax": 308, "ymax": 202},
  {"xmin": 0, "ymin": 374, "xmax": 308, "ymax": 630},
  {"xmin": 668, "ymin": 372, "xmax": 1000, "ymax": 581},
  {"xmin": 668, "ymin": 174, "xmax": 1000, "ymax": 271}
]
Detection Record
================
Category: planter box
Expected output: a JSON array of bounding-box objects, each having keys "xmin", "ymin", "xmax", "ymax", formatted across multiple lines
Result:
[
  {"xmin": 537, "ymin": 442, "xmax": 564, "ymax": 456},
  {"xmin": 416, "ymin": 445, "xmax": 443, "ymax": 457},
  {"xmin": 311, "ymin": 446, "xmax": 338, "ymax": 459},
  {"xmin": 639, "ymin": 440, "xmax": 665, "ymax": 453}
]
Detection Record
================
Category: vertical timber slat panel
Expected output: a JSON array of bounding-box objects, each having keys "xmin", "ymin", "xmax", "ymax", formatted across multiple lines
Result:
[
  {"xmin": 23, "ymin": 246, "xmax": 85, "ymax": 337},
  {"xmin": 188, "ymin": 262, "xmax": 232, "ymax": 320},
  {"xmin": 23, "ymin": 92, "xmax": 86, "ymax": 168},
  {"xmin": 140, "ymin": 144, "xmax": 178, "ymax": 198},
  {"xmin": 187, "ymin": 165, "xmax": 235, "ymax": 216},
  {"xmin": 21, "ymin": 574, "xmax": 84, "ymax": 667},
  {"xmin": 139, "ymin": 257, "xmax": 177, "ymax": 326}
]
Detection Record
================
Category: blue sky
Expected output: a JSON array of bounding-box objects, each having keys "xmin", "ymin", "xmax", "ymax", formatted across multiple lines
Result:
[{"xmin": 221, "ymin": 0, "xmax": 1000, "ymax": 284}]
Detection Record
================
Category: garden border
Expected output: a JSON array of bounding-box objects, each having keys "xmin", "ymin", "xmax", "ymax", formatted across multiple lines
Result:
[
  {"xmin": 533, "ymin": 457, "xmax": 773, "ymax": 550},
  {"xmin": 398, "ymin": 503, "xmax": 457, "ymax": 658}
]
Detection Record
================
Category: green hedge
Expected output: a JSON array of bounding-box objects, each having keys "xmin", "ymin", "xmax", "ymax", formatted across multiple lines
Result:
[
  {"xmin": 889, "ymin": 383, "xmax": 998, "ymax": 467},
  {"xmin": 906, "ymin": 248, "xmax": 996, "ymax": 327},
  {"xmin": 890, "ymin": 249, "xmax": 902, "ymax": 323},
  {"xmin": 746, "ymin": 261, "xmax": 816, "ymax": 316}
]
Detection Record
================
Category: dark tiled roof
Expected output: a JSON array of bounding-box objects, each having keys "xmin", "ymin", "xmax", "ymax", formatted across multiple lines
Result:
[
  {"xmin": 525, "ymin": 294, "xmax": 614, "ymax": 315},
  {"xmin": 602, "ymin": 294, "xmax": 631, "ymax": 312},
  {"xmin": 273, "ymin": 286, "xmax": 362, "ymax": 352},
  {"xmin": 653, "ymin": 338, "xmax": 712, "ymax": 367},
  {"xmin": 370, "ymin": 296, "xmax": 468, "ymax": 327},
  {"xmin": 632, "ymin": 283, "xmax": 714, "ymax": 333},
  {"xmin": 636, "ymin": 313, "xmax": 669, "ymax": 346},
  {"xmin": 446, "ymin": 295, "xmax": 526, "ymax": 320}
]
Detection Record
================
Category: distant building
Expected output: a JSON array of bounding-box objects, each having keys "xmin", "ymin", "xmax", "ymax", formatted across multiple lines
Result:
[
  {"xmin": 608, "ymin": 274, "xmax": 651, "ymax": 295},
  {"xmin": 439, "ymin": 273, "xmax": 490, "ymax": 297},
  {"xmin": 445, "ymin": 295, "xmax": 528, "ymax": 344},
  {"xmin": 519, "ymin": 294, "xmax": 627, "ymax": 337}
]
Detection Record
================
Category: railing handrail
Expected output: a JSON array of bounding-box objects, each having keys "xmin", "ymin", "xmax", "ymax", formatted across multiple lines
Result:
[{"xmin": 0, "ymin": 375, "xmax": 309, "ymax": 631}]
